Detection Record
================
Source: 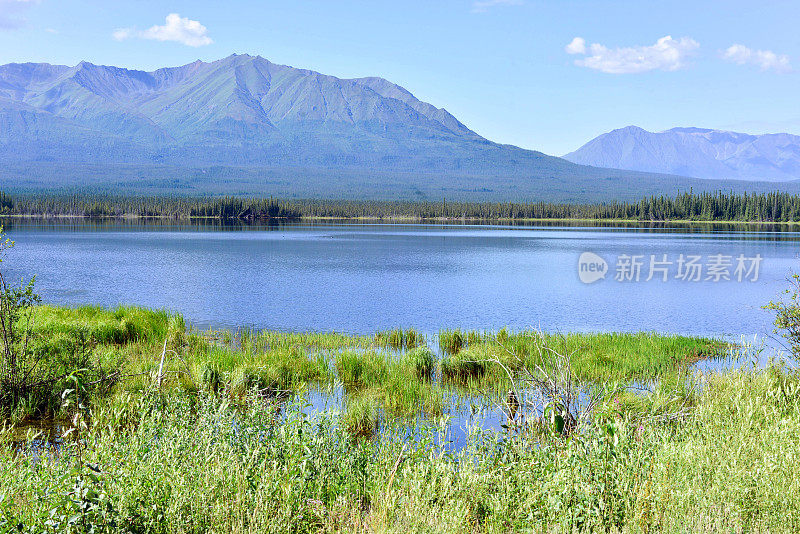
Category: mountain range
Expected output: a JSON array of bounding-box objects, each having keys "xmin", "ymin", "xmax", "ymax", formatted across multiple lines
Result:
[
  {"xmin": 1, "ymin": 54, "xmax": 799, "ymax": 200},
  {"xmin": 564, "ymin": 126, "xmax": 800, "ymax": 182}
]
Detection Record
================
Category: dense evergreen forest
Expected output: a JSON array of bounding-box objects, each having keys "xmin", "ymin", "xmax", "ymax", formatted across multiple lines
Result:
[{"xmin": 1, "ymin": 191, "xmax": 800, "ymax": 222}]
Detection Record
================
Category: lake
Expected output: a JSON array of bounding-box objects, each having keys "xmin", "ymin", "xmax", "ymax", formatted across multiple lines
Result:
[{"xmin": 1, "ymin": 220, "xmax": 798, "ymax": 343}]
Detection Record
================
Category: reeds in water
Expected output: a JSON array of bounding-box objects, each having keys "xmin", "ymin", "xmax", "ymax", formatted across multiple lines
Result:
[
  {"xmin": 402, "ymin": 347, "xmax": 435, "ymax": 380},
  {"xmin": 438, "ymin": 329, "xmax": 464, "ymax": 355}
]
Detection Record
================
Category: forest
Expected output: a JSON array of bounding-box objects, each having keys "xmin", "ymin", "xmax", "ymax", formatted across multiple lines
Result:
[{"xmin": 2, "ymin": 190, "xmax": 800, "ymax": 222}]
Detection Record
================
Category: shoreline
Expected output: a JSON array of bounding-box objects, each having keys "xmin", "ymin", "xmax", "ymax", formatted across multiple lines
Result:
[{"xmin": 3, "ymin": 213, "xmax": 800, "ymax": 226}]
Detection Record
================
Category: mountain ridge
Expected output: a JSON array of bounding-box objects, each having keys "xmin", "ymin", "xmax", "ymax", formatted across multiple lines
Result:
[
  {"xmin": 564, "ymin": 125, "xmax": 800, "ymax": 182},
  {"xmin": 2, "ymin": 55, "xmax": 799, "ymax": 200}
]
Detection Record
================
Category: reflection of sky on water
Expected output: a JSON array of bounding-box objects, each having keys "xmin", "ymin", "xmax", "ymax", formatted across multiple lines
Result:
[{"xmin": 3, "ymin": 221, "xmax": 798, "ymax": 341}]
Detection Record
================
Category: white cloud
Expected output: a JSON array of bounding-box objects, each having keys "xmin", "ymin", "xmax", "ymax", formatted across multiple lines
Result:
[
  {"xmin": 564, "ymin": 37, "xmax": 586, "ymax": 55},
  {"xmin": 722, "ymin": 44, "xmax": 791, "ymax": 73},
  {"xmin": 471, "ymin": 0, "xmax": 523, "ymax": 13},
  {"xmin": 566, "ymin": 35, "xmax": 699, "ymax": 74},
  {"xmin": 112, "ymin": 27, "xmax": 133, "ymax": 41},
  {"xmin": 113, "ymin": 13, "xmax": 213, "ymax": 47}
]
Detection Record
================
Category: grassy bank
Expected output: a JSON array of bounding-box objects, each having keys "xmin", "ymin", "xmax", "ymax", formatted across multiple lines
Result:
[
  {"xmin": 3, "ymin": 365, "xmax": 799, "ymax": 532},
  {"xmin": 7, "ymin": 305, "xmax": 784, "ymax": 533}
]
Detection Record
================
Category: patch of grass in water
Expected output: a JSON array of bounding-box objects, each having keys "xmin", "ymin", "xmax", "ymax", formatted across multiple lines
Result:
[
  {"xmin": 439, "ymin": 329, "xmax": 464, "ymax": 355},
  {"xmin": 342, "ymin": 392, "xmax": 381, "ymax": 437},
  {"xmin": 451, "ymin": 331, "xmax": 728, "ymax": 387},
  {"xmin": 334, "ymin": 350, "xmax": 389, "ymax": 390},
  {"xmin": 441, "ymin": 352, "xmax": 486, "ymax": 384},
  {"xmin": 32, "ymin": 305, "xmax": 174, "ymax": 345},
  {"xmin": 402, "ymin": 346, "xmax": 435, "ymax": 380},
  {"xmin": 374, "ymin": 328, "xmax": 426, "ymax": 350}
]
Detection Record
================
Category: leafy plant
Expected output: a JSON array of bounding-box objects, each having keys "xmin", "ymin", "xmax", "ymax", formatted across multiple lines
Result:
[
  {"xmin": 765, "ymin": 272, "xmax": 800, "ymax": 357},
  {"xmin": 0, "ymin": 229, "xmax": 43, "ymax": 416}
]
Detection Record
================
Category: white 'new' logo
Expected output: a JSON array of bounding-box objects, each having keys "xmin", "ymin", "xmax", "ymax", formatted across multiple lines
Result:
[{"xmin": 578, "ymin": 252, "xmax": 608, "ymax": 284}]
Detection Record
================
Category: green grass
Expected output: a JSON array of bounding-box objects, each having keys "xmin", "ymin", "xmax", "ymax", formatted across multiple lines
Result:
[
  {"xmin": 373, "ymin": 328, "xmax": 426, "ymax": 350},
  {"xmin": 441, "ymin": 350, "xmax": 487, "ymax": 383},
  {"xmin": 3, "ymin": 366, "xmax": 799, "ymax": 532},
  {"xmin": 335, "ymin": 348, "xmax": 443, "ymax": 419},
  {"xmin": 450, "ymin": 330, "xmax": 728, "ymax": 386},
  {"xmin": 334, "ymin": 350, "xmax": 389, "ymax": 390},
  {"xmin": 32, "ymin": 305, "xmax": 173, "ymax": 345},
  {"xmin": 4, "ymin": 306, "xmax": 728, "ymax": 427},
  {"xmin": 439, "ymin": 329, "xmax": 465, "ymax": 355},
  {"xmin": 401, "ymin": 346, "xmax": 435, "ymax": 380},
  {"xmin": 342, "ymin": 392, "xmax": 382, "ymax": 437}
]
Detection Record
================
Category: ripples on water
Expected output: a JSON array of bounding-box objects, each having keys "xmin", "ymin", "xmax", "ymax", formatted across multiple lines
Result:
[{"xmin": 2, "ymin": 219, "xmax": 798, "ymax": 339}]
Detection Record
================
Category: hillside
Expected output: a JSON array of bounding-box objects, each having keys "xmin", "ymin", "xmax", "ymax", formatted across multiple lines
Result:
[
  {"xmin": 564, "ymin": 126, "xmax": 800, "ymax": 182},
  {"xmin": 1, "ymin": 55, "xmax": 798, "ymax": 200}
]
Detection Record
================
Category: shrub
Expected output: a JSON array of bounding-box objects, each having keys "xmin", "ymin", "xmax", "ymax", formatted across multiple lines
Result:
[{"xmin": 765, "ymin": 272, "xmax": 800, "ymax": 358}]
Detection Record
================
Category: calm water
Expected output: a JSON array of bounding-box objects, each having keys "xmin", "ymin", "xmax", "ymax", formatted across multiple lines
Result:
[{"xmin": 2, "ymin": 220, "xmax": 799, "ymax": 341}]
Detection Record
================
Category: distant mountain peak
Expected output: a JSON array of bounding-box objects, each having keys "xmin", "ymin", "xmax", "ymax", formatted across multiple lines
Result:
[
  {"xmin": 564, "ymin": 125, "xmax": 800, "ymax": 182},
  {"xmin": 4, "ymin": 56, "xmax": 797, "ymax": 200},
  {"xmin": 618, "ymin": 125, "xmax": 648, "ymax": 133},
  {"xmin": 665, "ymin": 126, "xmax": 714, "ymax": 134}
]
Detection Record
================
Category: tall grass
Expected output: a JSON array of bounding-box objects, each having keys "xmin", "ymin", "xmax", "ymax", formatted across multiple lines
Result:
[
  {"xmin": 32, "ymin": 305, "xmax": 173, "ymax": 344},
  {"xmin": 4, "ymin": 366, "xmax": 800, "ymax": 532},
  {"xmin": 374, "ymin": 328, "xmax": 425, "ymax": 350},
  {"xmin": 402, "ymin": 347, "xmax": 435, "ymax": 380},
  {"xmin": 4, "ymin": 306, "xmax": 729, "ymax": 429},
  {"xmin": 335, "ymin": 350, "xmax": 388, "ymax": 390},
  {"xmin": 439, "ymin": 329, "xmax": 464, "ymax": 355},
  {"xmin": 444, "ymin": 331, "xmax": 727, "ymax": 389}
]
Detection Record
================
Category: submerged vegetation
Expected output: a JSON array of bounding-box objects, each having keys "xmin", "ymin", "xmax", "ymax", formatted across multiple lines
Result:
[{"xmin": 4, "ymin": 190, "xmax": 800, "ymax": 222}]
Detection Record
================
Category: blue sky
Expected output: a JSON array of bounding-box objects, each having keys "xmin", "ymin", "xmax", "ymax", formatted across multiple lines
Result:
[{"xmin": 1, "ymin": 0, "xmax": 798, "ymax": 155}]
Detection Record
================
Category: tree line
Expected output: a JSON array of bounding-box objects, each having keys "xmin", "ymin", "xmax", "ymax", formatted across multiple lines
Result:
[{"xmin": 1, "ymin": 191, "xmax": 800, "ymax": 222}]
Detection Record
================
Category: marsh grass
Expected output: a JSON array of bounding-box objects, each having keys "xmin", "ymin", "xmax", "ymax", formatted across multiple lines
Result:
[
  {"xmin": 248, "ymin": 330, "xmax": 375, "ymax": 352},
  {"xmin": 374, "ymin": 328, "xmax": 425, "ymax": 350},
  {"xmin": 1, "ymin": 305, "xmax": 173, "ymax": 422},
  {"xmin": 439, "ymin": 329, "xmax": 464, "ymax": 355},
  {"xmin": 4, "ymin": 306, "xmax": 728, "ymax": 433},
  {"xmin": 440, "ymin": 331, "xmax": 727, "ymax": 393},
  {"xmin": 402, "ymin": 346, "xmax": 435, "ymax": 380},
  {"xmin": 335, "ymin": 350, "xmax": 389, "ymax": 390},
  {"xmin": 32, "ymin": 305, "xmax": 173, "ymax": 345},
  {"xmin": 335, "ymin": 348, "xmax": 444, "ymax": 420},
  {"xmin": 441, "ymin": 352, "xmax": 487, "ymax": 383},
  {"xmin": 4, "ymin": 366, "xmax": 800, "ymax": 532},
  {"xmin": 342, "ymin": 392, "xmax": 381, "ymax": 437}
]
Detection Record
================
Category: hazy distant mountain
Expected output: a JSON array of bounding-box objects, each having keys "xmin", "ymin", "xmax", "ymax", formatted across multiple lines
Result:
[
  {"xmin": 564, "ymin": 126, "xmax": 800, "ymax": 182},
  {"xmin": 1, "ymin": 55, "xmax": 799, "ymax": 200}
]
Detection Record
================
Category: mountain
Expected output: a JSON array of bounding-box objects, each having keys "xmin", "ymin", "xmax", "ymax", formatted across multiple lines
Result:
[
  {"xmin": 1, "ymin": 55, "xmax": 799, "ymax": 201},
  {"xmin": 564, "ymin": 126, "xmax": 800, "ymax": 182}
]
